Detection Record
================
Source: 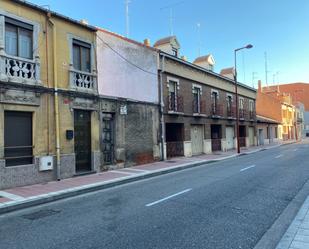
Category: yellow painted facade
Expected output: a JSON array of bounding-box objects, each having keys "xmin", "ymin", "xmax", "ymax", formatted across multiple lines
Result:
[{"xmin": 0, "ymin": 0, "xmax": 100, "ymax": 189}]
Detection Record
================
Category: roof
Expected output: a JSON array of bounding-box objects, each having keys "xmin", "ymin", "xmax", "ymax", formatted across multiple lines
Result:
[
  {"xmin": 154, "ymin": 36, "xmax": 178, "ymax": 47},
  {"xmin": 220, "ymin": 67, "xmax": 234, "ymax": 75},
  {"xmin": 96, "ymin": 27, "xmax": 158, "ymax": 52},
  {"xmin": 11, "ymin": 0, "xmax": 97, "ymax": 31},
  {"xmin": 193, "ymin": 54, "xmax": 215, "ymax": 65},
  {"xmin": 159, "ymin": 51, "xmax": 256, "ymax": 93},
  {"xmin": 257, "ymin": 115, "xmax": 281, "ymax": 124}
]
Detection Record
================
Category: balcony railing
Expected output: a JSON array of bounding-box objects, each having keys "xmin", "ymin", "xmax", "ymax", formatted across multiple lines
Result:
[
  {"xmin": 227, "ymin": 105, "xmax": 237, "ymax": 118},
  {"xmin": 210, "ymin": 103, "xmax": 223, "ymax": 117},
  {"xmin": 0, "ymin": 54, "xmax": 40, "ymax": 84},
  {"xmin": 69, "ymin": 68, "xmax": 97, "ymax": 92},
  {"xmin": 249, "ymin": 110, "xmax": 256, "ymax": 120},
  {"xmin": 239, "ymin": 109, "xmax": 247, "ymax": 120},
  {"xmin": 192, "ymin": 99, "xmax": 206, "ymax": 115},
  {"xmin": 167, "ymin": 95, "xmax": 184, "ymax": 113}
]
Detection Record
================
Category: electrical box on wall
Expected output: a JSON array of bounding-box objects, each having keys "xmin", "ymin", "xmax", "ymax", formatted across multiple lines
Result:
[{"xmin": 39, "ymin": 156, "xmax": 53, "ymax": 171}]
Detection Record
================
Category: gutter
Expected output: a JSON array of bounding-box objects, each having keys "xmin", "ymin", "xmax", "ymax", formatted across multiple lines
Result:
[{"xmin": 158, "ymin": 54, "xmax": 166, "ymax": 161}]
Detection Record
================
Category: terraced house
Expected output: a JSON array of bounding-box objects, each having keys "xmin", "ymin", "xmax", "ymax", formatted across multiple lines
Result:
[
  {"xmin": 155, "ymin": 36, "xmax": 257, "ymax": 158},
  {"xmin": 0, "ymin": 0, "xmax": 100, "ymax": 189}
]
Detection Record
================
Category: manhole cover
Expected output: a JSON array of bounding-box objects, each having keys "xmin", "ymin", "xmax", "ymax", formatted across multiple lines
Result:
[{"xmin": 22, "ymin": 209, "xmax": 61, "ymax": 220}]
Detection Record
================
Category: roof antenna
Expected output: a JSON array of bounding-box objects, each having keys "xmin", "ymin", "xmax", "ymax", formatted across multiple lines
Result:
[
  {"xmin": 160, "ymin": 1, "xmax": 186, "ymax": 35},
  {"xmin": 125, "ymin": 0, "xmax": 131, "ymax": 37},
  {"xmin": 197, "ymin": 22, "xmax": 201, "ymax": 56}
]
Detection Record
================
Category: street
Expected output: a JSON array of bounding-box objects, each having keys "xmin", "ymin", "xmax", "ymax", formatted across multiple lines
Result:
[{"xmin": 1, "ymin": 141, "xmax": 309, "ymax": 249}]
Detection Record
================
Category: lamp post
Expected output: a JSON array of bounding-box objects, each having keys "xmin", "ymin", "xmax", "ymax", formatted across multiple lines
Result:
[{"xmin": 234, "ymin": 44, "xmax": 253, "ymax": 153}]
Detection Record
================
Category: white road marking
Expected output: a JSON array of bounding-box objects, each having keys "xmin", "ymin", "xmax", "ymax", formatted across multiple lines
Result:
[
  {"xmin": 275, "ymin": 154, "xmax": 283, "ymax": 158},
  {"xmin": 0, "ymin": 191, "xmax": 25, "ymax": 201},
  {"xmin": 146, "ymin": 188, "xmax": 192, "ymax": 207},
  {"xmin": 293, "ymin": 148, "xmax": 298, "ymax": 152},
  {"xmin": 240, "ymin": 165, "xmax": 256, "ymax": 172}
]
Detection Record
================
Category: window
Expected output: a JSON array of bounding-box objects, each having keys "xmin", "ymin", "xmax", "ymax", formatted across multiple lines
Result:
[
  {"xmin": 249, "ymin": 101, "xmax": 254, "ymax": 112},
  {"xmin": 193, "ymin": 87, "xmax": 201, "ymax": 113},
  {"xmin": 4, "ymin": 111, "xmax": 33, "ymax": 166},
  {"xmin": 211, "ymin": 91, "xmax": 218, "ymax": 107},
  {"xmin": 168, "ymin": 80, "xmax": 178, "ymax": 111},
  {"xmin": 227, "ymin": 95, "xmax": 233, "ymax": 111},
  {"xmin": 239, "ymin": 98, "xmax": 244, "ymax": 110},
  {"xmin": 172, "ymin": 47, "xmax": 178, "ymax": 57},
  {"xmin": 73, "ymin": 39, "xmax": 91, "ymax": 72},
  {"xmin": 5, "ymin": 17, "xmax": 33, "ymax": 59}
]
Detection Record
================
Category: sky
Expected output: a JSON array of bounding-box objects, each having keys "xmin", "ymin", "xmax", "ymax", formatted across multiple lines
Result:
[{"xmin": 29, "ymin": 0, "xmax": 309, "ymax": 88}]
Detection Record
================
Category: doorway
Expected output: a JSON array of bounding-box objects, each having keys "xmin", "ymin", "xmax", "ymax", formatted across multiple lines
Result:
[{"xmin": 74, "ymin": 110, "xmax": 92, "ymax": 173}]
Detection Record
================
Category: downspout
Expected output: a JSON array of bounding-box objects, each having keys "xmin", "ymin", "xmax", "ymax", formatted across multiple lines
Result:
[
  {"xmin": 158, "ymin": 53, "xmax": 166, "ymax": 161},
  {"xmin": 45, "ymin": 14, "xmax": 50, "ymax": 155},
  {"xmin": 48, "ymin": 15, "xmax": 61, "ymax": 180}
]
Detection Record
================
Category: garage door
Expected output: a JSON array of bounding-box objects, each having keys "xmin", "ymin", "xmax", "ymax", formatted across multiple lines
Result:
[
  {"xmin": 249, "ymin": 127, "xmax": 255, "ymax": 146},
  {"xmin": 226, "ymin": 126, "xmax": 234, "ymax": 150},
  {"xmin": 191, "ymin": 125, "xmax": 204, "ymax": 155}
]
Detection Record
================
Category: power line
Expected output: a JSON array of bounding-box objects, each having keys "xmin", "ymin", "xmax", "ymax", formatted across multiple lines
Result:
[{"xmin": 97, "ymin": 35, "xmax": 157, "ymax": 76}]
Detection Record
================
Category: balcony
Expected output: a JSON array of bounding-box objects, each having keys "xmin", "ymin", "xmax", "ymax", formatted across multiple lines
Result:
[
  {"xmin": 0, "ymin": 53, "xmax": 41, "ymax": 85},
  {"xmin": 192, "ymin": 99, "xmax": 207, "ymax": 117},
  {"xmin": 227, "ymin": 105, "xmax": 237, "ymax": 119},
  {"xmin": 210, "ymin": 104, "xmax": 223, "ymax": 118},
  {"xmin": 249, "ymin": 110, "xmax": 256, "ymax": 121},
  {"xmin": 167, "ymin": 95, "xmax": 184, "ymax": 114},
  {"xmin": 239, "ymin": 109, "xmax": 247, "ymax": 120},
  {"xmin": 69, "ymin": 68, "xmax": 97, "ymax": 93}
]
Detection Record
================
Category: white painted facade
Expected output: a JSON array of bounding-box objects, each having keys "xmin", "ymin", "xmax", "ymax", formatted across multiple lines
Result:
[{"xmin": 96, "ymin": 30, "xmax": 159, "ymax": 103}]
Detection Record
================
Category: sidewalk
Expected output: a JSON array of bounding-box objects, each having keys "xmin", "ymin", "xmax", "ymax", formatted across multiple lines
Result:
[
  {"xmin": 276, "ymin": 197, "xmax": 309, "ymax": 249},
  {"xmin": 0, "ymin": 142, "xmax": 290, "ymax": 215}
]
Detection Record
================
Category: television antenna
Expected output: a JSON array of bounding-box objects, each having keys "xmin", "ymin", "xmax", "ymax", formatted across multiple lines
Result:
[{"xmin": 160, "ymin": 1, "xmax": 186, "ymax": 35}]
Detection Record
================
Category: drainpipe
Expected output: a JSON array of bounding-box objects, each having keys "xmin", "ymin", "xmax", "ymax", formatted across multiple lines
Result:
[
  {"xmin": 45, "ymin": 14, "xmax": 50, "ymax": 155},
  {"xmin": 158, "ymin": 54, "xmax": 166, "ymax": 161},
  {"xmin": 48, "ymin": 16, "xmax": 61, "ymax": 180}
]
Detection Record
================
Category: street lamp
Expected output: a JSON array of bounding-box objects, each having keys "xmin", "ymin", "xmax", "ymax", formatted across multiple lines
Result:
[{"xmin": 234, "ymin": 44, "xmax": 253, "ymax": 153}]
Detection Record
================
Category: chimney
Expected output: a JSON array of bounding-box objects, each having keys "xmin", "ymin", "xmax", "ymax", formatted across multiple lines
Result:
[
  {"xmin": 80, "ymin": 19, "xmax": 89, "ymax": 25},
  {"xmin": 258, "ymin": 80, "xmax": 262, "ymax": 92},
  {"xmin": 181, "ymin": 55, "xmax": 187, "ymax": 61},
  {"xmin": 144, "ymin": 38, "xmax": 151, "ymax": 46}
]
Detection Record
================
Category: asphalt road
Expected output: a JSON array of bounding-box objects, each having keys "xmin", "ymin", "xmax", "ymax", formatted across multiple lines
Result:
[{"xmin": 1, "ymin": 141, "xmax": 309, "ymax": 249}]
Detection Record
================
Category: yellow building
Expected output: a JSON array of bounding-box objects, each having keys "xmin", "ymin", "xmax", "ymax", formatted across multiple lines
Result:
[{"xmin": 0, "ymin": 0, "xmax": 100, "ymax": 189}]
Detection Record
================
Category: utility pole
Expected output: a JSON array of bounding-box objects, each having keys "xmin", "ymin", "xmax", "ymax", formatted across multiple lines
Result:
[{"xmin": 125, "ymin": 0, "xmax": 131, "ymax": 37}]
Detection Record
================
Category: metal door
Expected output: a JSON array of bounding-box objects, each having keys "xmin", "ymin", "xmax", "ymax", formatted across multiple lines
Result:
[
  {"xmin": 249, "ymin": 127, "xmax": 255, "ymax": 146},
  {"xmin": 259, "ymin": 129, "xmax": 264, "ymax": 145},
  {"xmin": 74, "ymin": 110, "xmax": 91, "ymax": 172},
  {"xmin": 102, "ymin": 113, "xmax": 114, "ymax": 165},
  {"xmin": 191, "ymin": 125, "xmax": 203, "ymax": 155},
  {"xmin": 226, "ymin": 126, "xmax": 234, "ymax": 150}
]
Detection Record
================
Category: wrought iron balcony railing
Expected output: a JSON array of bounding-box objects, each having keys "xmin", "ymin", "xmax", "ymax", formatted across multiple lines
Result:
[
  {"xmin": 167, "ymin": 95, "xmax": 184, "ymax": 113},
  {"xmin": 210, "ymin": 103, "xmax": 223, "ymax": 117},
  {"xmin": 227, "ymin": 105, "xmax": 237, "ymax": 118},
  {"xmin": 192, "ymin": 99, "xmax": 206, "ymax": 115}
]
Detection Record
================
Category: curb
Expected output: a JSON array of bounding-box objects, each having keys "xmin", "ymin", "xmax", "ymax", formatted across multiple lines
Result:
[{"xmin": 0, "ymin": 142, "xmax": 293, "ymax": 215}]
